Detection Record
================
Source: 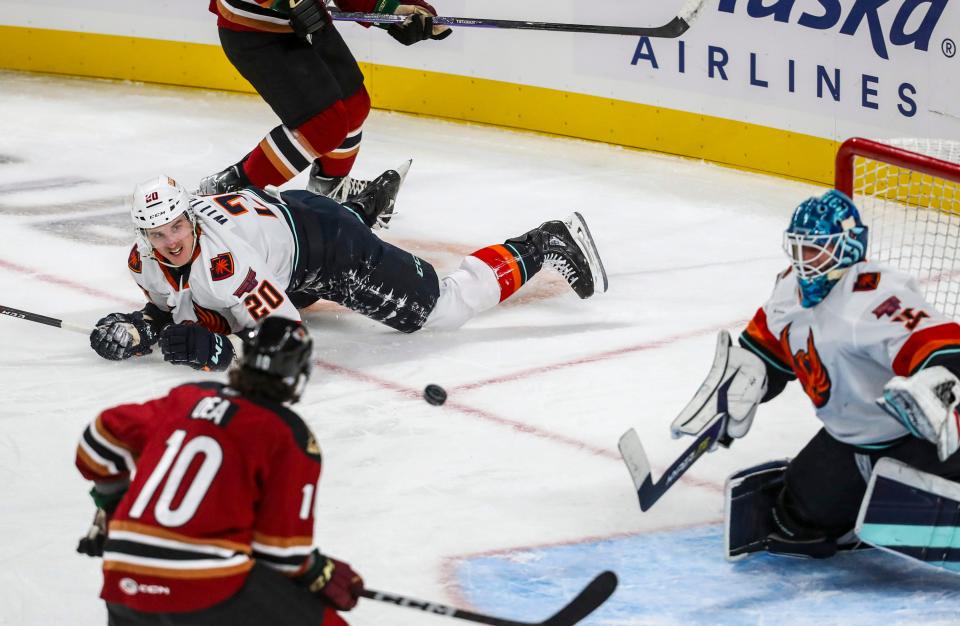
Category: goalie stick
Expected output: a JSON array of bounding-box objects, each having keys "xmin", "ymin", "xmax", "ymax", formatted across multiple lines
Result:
[
  {"xmin": 619, "ymin": 413, "xmax": 727, "ymax": 512},
  {"xmin": 0, "ymin": 304, "xmax": 90, "ymax": 335},
  {"xmin": 330, "ymin": 0, "xmax": 705, "ymax": 38},
  {"xmin": 360, "ymin": 570, "xmax": 617, "ymax": 626}
]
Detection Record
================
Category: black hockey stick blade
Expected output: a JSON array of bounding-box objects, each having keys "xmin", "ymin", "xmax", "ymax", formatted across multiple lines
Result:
[
  {"xmin": 619, "ymin": 416, "xmax": 726, "ymax": 511},
  {"xmin": 331, "ymin": 0, "xmax": 705, "ymax": 38},
  {"xmin": 0, "ymin": 304, "xmax": 90, "ymax": 334},
  {"xmin": 360, "ymin": 570, "xmax": 617, "ymax": 626}
]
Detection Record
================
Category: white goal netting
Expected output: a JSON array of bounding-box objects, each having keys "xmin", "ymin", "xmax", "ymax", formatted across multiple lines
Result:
[{"xmin": 840, "ymin": 138, "xmax": 960, "ymax": 318}]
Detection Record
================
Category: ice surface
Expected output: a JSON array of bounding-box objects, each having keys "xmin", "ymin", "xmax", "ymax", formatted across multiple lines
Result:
[{"xmin": 1, "ymin": 70, "xmax": 954, "ymax": 625}]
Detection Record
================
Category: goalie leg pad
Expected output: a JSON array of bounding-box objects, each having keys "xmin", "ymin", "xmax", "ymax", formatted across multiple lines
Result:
[
  {"xmin": 725, "ymin": 459, "xmax": 789, "ymax": 560},
  {"xmin": 856, "ymin": 457, "xmax": 960, "ymax": 573},
  {"xmin": 726, "ymin": 460, "xmax": 850, "ymax": 560}
]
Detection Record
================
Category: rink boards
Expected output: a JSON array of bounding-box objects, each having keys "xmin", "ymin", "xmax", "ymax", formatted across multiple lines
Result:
[{"xmin": 1, "ymin": 0, "xmax": 959, "ymax": 186}]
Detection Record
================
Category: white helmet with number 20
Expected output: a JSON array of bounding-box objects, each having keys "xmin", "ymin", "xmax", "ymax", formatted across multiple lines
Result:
[{"xmin": 131, "ymin": 176, "xmax": 196, "ymax": 254}]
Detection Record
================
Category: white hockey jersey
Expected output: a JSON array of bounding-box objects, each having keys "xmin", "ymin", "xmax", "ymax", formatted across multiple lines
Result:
[
  {"xmin": 128, "ymin": 190, "xmax": 302, "ymax": 333},
  {"xmin": 741, "ymin": 261, "xmax": 960, "ymax": 446}
]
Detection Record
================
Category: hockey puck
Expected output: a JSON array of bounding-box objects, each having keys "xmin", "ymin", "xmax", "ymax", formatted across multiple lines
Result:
[{"xmin": 423, "ymin": 384, "xmax": 447, "ymax": 406}]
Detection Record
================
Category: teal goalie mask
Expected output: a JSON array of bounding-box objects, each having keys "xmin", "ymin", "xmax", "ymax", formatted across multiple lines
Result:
[{"xmin": 783, "ymin": 189, "xmax": 869, "ymax": 308}]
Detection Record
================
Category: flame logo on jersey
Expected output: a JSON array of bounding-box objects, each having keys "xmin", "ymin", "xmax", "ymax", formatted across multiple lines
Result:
[
  {"xmin": 209, "ymin": 252, "xmax": 235, "ymax": 282},
  {"xmin": 779, "ymin": 324, "xmax": 832, "ymax": 408}
]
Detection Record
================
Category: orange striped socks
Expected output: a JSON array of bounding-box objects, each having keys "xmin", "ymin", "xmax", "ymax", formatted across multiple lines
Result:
[{"xmin": 471, "ymin": 243, "xmax": 539, "ymax": 302}]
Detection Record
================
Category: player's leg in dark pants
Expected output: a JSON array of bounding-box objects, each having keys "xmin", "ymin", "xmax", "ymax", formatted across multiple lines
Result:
[
  {"xmin": 282, "ymin": 190, "xmax": 441, "ymax": 332},
  {"xmin": 218, "ymin": 27, "xmax": 368, "ymax": 187},
  {"xmin": 781, "ymin": 428, "xmax": 960, "ymax": 538},
  {"xmin": 105, "ymin": 562, "xmax": 347, "ymax": 625}
]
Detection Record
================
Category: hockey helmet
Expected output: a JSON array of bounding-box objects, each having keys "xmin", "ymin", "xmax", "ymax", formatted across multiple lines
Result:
[
  {"xmin": 131, "ymin": 176, "xmax": 195, "ymax": 254},
  {"xmin": 240, "ymin": 317, "xmax": 313, "ymax": 402},
  {"xmin": 783, "ymin": 189, "xmax": 868, "ymax": 307}
]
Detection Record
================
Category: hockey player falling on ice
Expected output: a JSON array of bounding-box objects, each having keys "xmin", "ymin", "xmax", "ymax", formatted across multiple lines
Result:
[
  {"xmin": 89, "ymin": 175, "xmax": 607, "ymax": 370},
  {"xmin": 76, "ymin": 318, "xmax": 364, "ymax": 626},
  {"xmin": 671, "ymin": 189, "xmax": 960, "ymax": 563},
  {"xmin": 201, "ymin": 0, "xmax": 450, "ymax": 201}
]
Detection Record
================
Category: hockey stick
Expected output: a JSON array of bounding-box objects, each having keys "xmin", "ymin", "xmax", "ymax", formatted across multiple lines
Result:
[
  {"xmin": 0, "ymin": 304, "xmax": 91, "ymax": 335},
  {"xmin": 618, "ymin": 413, "xmax": 727, "ymax": 511},
  {"xmin": 330, "ymin": 0, "xmax": 705, "ymax": 38},
  {"xmin": 360, "ymin": 570, "xmax": 617, "ymax": 626}
]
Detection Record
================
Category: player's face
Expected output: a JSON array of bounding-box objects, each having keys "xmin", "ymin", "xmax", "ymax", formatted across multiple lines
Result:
[
  {"xmin": 146, "ymin": 214, "xmax": 196, "ymax": 266},
  {"xmin": 784, "ymin": 232, "xmax": 842, "ymax": 278}
]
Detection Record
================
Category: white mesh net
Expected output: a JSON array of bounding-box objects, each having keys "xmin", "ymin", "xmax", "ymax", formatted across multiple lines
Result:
[{"xmin": 847, "ymin": 138, "xmax": 960, "ymax": 318}]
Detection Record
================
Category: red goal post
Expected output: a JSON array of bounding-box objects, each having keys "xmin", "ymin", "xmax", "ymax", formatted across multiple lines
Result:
[{"xmin": 834, "ymin": 137, "xmax": 960, "ymax": 317}]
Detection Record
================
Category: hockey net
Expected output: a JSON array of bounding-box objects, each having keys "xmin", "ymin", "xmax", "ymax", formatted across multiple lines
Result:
[{"xmin": 836, "ymin": 137, "xmax": 960, "ymax": 318}]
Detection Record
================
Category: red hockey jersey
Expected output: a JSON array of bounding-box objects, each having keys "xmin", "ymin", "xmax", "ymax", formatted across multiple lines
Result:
[{"xmin": 76, "ymin": 382, "xmax": 323, "ymax": 613}]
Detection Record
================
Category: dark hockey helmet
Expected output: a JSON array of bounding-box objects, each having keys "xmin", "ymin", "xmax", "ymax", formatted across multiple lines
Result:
[
  {"xmin": 783, "ymin": 189, "xmax": 868, "ymax": 308},
  {"xmin": 240, "ymin": 317, "xmax": 313, "ymax": 401}
]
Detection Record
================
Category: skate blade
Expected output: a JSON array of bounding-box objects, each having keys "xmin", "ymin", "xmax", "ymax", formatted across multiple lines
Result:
[
  {"xmin": 374, "ymin": 159, "xmax": 411, "ymax": 231},
  {"xmin": 566, "ymin": 211, "xmax": 609, "ymax": 295},
  {"xmin": 393, "ymin": 159, "xmax": 413, "ymax": 183}
]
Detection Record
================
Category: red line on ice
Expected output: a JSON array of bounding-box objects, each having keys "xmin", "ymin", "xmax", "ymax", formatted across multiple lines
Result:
[
  {"xmin": 313, "ymin": 358, "xmax": 617, "ymax": 459},
  {"xmin": 0, "ymin": 257, "xmax": 140, "ymax": 307},
  {"xmin": 452, "ymin": 322, "xmax": 745, "ymax": 391},
  {"xmin": 1, "ymin": 253, "xmax": 727, "ymax": 495}
]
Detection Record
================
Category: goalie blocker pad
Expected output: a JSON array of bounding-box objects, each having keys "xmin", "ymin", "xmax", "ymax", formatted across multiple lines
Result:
[
  {"xmin": 856, "ymin": 457, "xmax": 960, "ymax": 574},
  {"xmin": 725, "ymin": 459, "xmax": 789, "ymax": 560}
]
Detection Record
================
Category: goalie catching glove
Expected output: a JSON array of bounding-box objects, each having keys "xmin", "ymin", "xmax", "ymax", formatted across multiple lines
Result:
[
  {"xmin": 671, "ymin": 330, "xmax": 768, "ymax": 443},
  {"xmin": 879, "ymin": 366, "xmax": 960, "ymax": 461}
]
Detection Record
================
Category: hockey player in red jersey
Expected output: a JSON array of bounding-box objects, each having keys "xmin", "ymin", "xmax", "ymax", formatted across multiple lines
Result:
[
  {"xmin": 77, "ymin": 317, "xmax": 362, "ymax": 625},
  {"xmin": 88, "ymin": 175, "xmax": 607, "ymax": 371},
  {"xmin": 201, "ymin": 0, "xmax": 450, "ymax": 202},
  {"xmin": 668, "ymin": 190, "xmax": 960, "ymax": 562}
]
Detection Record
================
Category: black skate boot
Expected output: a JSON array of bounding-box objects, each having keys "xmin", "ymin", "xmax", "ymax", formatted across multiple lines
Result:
[
  {"xmin": 506, "ymin": 212, "xmax": 608, "ymax": 299},
  {"xmin": 336, "ymin": 160, "xmax": 411, "ymax": 229},
  {"xmin": 307, "ymin": 159, "xmax": 411, "ymax": 208},
  {"xmin": 196, "ymin": 162, "xmax": 250, "ymax": 195}
]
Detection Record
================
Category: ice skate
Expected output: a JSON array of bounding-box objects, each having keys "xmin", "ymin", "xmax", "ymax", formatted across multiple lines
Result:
[
  {"xmin": 509, "ymin": 212, "xmax": 608, "ymax": 299},
  {"xmin": 334, "ymin": 160, "xmax": 412, "ymax": 229},
  {"xmin": 307, "ymin": 159, "xmax": 412, "ymax": 207},
  {"xmin": 196, "ymin": 162, "xmax": 249, "ymax": 196}
]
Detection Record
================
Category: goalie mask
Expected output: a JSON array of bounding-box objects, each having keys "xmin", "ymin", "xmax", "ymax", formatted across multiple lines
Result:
[
  {"xmin": 131, "ymin": 175, "xmax": 196, "ymax": 259},
  {"xmin": 783, "ymin": 189, "xmax": 868, "ymax": 308}
]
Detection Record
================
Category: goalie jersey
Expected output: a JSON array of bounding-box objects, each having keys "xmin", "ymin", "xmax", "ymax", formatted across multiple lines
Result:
[
  {"xmin": 740, "ymin": 261, "xmax": 960, "ymax": 446},
  {"xmin": 75, "ymin": 382, "xmax": 324, "ymax": 613},
  {"xmin": 128, "ymin": 189, "xmax": 302, "ymax": 335}
]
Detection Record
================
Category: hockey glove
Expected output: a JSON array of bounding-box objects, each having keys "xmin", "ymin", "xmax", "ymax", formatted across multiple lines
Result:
[
  {"xmin": 77, "ymin": 509, "xmax": 108, "ymax": 557},
  {"xmin": 77, "ymin": 481, "xmax": 128, "ymax": 557},
  {"xmin": 159, "ymin": 324, "xmax": 234, "ymax": 372},
  {"xmin": 297, "ymin": 549, "xmax": 364, "ymax": 611},
  {"xmin": 388, "ymin": 2, "xmax": 451, "ymax": 45},
  {"xmin": 879, "ymin": 366, "xmax": 960, "ymax": 461},
  {"xmin": 290, "ymin": 0, "xmax": 329, "ymax": 39},
  {"xmin": 671, "ymin": 331, "xmax": 768, "ymax": 444},
  {"xmin": 90, "ymin": 311, "xmax": 160, "ymax": 361}
]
